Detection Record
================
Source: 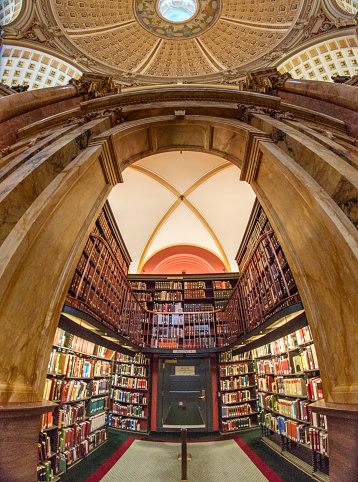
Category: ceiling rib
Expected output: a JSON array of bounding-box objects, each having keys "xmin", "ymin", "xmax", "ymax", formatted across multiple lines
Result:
[
  {"xmin": 66, "ymin": 20, "xmax": 137, "ymax": 37},
  {"xmin": 221, "ymin": 17, "xmax": 291, "ymax": 31},
  {"xmin": 134, "ymin": 39, "xmax": 164, "ymax": 74},
  {"xmin": 130, "ymin": 163, "xmax": 232, "ymax": 273},
  {"xmin": 194, "ymin": 38, "xmax": 226, "ymax": 71}
]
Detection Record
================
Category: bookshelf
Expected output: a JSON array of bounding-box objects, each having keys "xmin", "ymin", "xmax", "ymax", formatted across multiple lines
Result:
[
  {"xmin": 252, "ymin": 323, "xmax": 329, "ymax": 478},
  {"xmin": 128, "ymin": 274, "xmax": 238, "ymax": 349},
  {"xmin": 39, "ymin": 327, "xmax": 113, "ymax": 480},
  {"xmin": 232, "ymin": 199, "xmax": 300, "ymax": 334},
  {"xmin": 109, "ymin": 352, "xmax": 151, "ymax": 433},
  {"xmin": 218, "ymin": 350, "xmax": 258, "ymax": 433},
  {"xmin": 65, "ymin": 202, "xmax": 146, "ymax": 346}
]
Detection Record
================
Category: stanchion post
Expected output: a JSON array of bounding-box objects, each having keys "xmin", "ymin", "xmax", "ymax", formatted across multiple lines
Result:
[{"xmin": 181, "ymin": 428, "xmax": 188, "ymax": 482}]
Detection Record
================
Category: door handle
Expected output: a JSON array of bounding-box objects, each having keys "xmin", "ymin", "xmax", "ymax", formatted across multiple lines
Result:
[{"xmin": 198, "ymin": 390, "xmax": 205, "ymax": 400}]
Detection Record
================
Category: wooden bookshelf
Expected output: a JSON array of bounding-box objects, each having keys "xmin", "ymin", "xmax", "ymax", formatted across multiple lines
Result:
[
  {"xmin": 39, "ymin": 327, "xmax": 113, "ymax": 479},
  {"xmin": 221, "ymin": 199, "xmax": 301, "ymax": 336},
  {"xmin": 128, "ymin": 274, "xmax": 238, "ymax": 349},
  {"xmin": 218, "ymin": 350, "xmax": 258, "ymax": 433},
  {"xmin": 252, "ymin": 323, "xmax": 329, "ymax": 477},
  {"xmin": 109, "ymin": 352, "xmax": 151, "ymax": 433}
]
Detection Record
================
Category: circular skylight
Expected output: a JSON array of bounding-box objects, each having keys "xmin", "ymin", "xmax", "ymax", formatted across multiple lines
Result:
[{"xmin": 158, "ymin": 0, "xmax": 197, "ymax": 23}]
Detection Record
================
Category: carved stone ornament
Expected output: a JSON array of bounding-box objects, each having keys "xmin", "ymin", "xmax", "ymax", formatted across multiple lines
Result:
[
  {"xmin": 67, "ymin": 107, "xmax": 125, "ymax": 127},
  {"xmin": 237, "ymin": 104, "xmax": 295, "ymax": 123},
  {"xmin": 174, "ymin": 110, "xmax": 186, "ymax": 119},
  {"xmin": 69, "ymin": 73, "xmax": 121, "ymax": 99},
  {"xmin": 268, "ymin": 71, "xmax": 293, "ymax": 91}
]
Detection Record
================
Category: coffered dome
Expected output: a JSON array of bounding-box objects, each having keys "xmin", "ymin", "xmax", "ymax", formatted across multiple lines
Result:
[{"xmin": 43, "ymin": 0, "xmax": 304, "ymax": 82}]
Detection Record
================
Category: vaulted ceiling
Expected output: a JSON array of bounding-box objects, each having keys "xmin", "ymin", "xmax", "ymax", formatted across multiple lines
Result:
[{"xmin": 108, "ymin": 151, "xmax": 256, "ymax": 274}]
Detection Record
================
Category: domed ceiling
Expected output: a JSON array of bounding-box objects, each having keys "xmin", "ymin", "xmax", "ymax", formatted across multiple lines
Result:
[{"xmin": 45, "ymin": 0, "xmax": 304, "ymax": 82}]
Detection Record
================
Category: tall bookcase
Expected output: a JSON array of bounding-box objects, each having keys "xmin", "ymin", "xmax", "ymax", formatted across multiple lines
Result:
[
  {"xmin": 109, "ymin": 352, "xmax": 151, "ymax": 433},
  {"xmin": 40, "ymin": 328, "xmax": 113, "ymax": 480},
  {"xmin": 234, "ymin": 199, "xmax": 300, "ymax": 332},
  {"xmin": 253, "ymin": 323, "xmax": 329, "ymax": 478},
  {"xmin": 128, "ymin": 275, "xmax": 238, "ymax": 349},
  {"xmin": 218, "ymin": 350, "xmax": 258, "ymax": 432}
]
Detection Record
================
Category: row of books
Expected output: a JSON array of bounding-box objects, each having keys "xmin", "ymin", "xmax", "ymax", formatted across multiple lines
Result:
[
  {"xmin": 220, "ymin": 351, "xmax": 250, "ymax": 363},
  {"xmin": 92, "ymin": 379, "xmax": 110, "ymax": 396},
  {"xmin": 48, "ymin": 350, "xmax": 111, "ymax": 378},
  {"xmin": 60, "ymin": 428, "xmax": 107, "ymax": 467},
  {"xmin": 307, "ymin": 376, "xmax": 324, "ymax": 401},
  {"xmin": 89, "ymin": 412, "xmax": 107, "ymax": 433},
  {"xmin": 154, "ymin": 291, "xmax": 183, "ymax": 301},
  {"xmin": 184, "ymin": 281, "xmax": 206, "ymax": 289},
  {"xmin": 261, "ymin": 411, "xmax": 309, "ymax": 445},
  {"xmin": 154, "ymin": 302, "xmax": 183, "ymax": 312},
  {"xmin": 309, "ymin": 428, "xmax": 329, "ymax": 455},
  {"xmin": 59, "ymin": 422, "xmax": 91, "ymax": 451},
  {"xmin": 256, "ymin": 356, "xmax": 291, "ymax": 375},
  {"xmin": 115, "ymin": 352, "xmax": 150, "ymax": 365},
  {"xmin": 184, "ymin": 289, "xmax": 206, "ymax": 299},
  {"xmin": 112, "ymin": 403, "xmax": 146, "ymax": 418},
  {"xmin": 276, "ymin": 376, "xmax": 307, "ymax": 397},
  {"xmin": 220, "ymin": 376, "xmax": 251, "ymax": 391},
  {"xmin": 220, "ymin": 363, "xmax": 250, "ymax": 377},
  {"xmin": 222, "ymin": 416, "xmax": 252, "ymax": 432},
  {"xmin": 222, "ymin": 403, "xmax": 252, "ymax": 418},
  {"xmin": 213, "ymin": 280, "xmax": 232, "ymax": 289},
  {"xmin": 87, "ymin": 396, "xmax": 109, "ymax": 416},
  {"xmin": 256, "ymin": 347, "xmax": 318, "ymax": 376},
  {"xmin": 59, "ymin": 402, "xmax": 86, "ymax": 428},
  {"xmin": 108, "ymin": 414, "xmax": 142, "ymax": 431},
  {"xmin": 257, "ymin": 375, "xmax": 307, "ymax": 397},
  {"xmin": 130, "ymin": 282, "xmax": 147, "ymax": 290},
  {"xmin": 54, "ymin": 328, "xmax": 111, "ymax": 359},
  {"xmin": 156, "ymin": 281, "xmax": 183, "ymax": 289},
  {"xmin": 60, "ymin": 379, "xmax": 88, "ymax": 402},
  {"xmin": 37, "ymin": 460, "xmax": 53, "ymax": 482},
  {"xmin": 221, "ymin": 389, "xmax": 252, "ymax": 404},
  {"xmin": 41, "ymin": 411, "xmax": 56, "ymax": 431},
  {"xmin": 258, "ymin": 394, "xmax": 311, "ymax": 422},
  {"xmin": 113, "ymin": 363, "xmax": 147, "ymax": 377},
  {"xmin": 112, "ymin": 376, "xmax": 147, "ymax": 390},
  {"xmin": 277, "ymin": 398, "xmax": 312, "ymax": 421},
  {"xmin": 152, "ymin": 338, "xmax": 179, "ymax": 349},
  {"xmin": 213, "ymin": 290, "xmax": 232, "ymax": 299},
  {"xmin": 136, "ymin": 292, "xmax": 152, "ymax": 301},
  {"xmin": 111, "ymin": 389, "xmax": 147, "ymax": 405},
  {"xmin": 184, "ymin": 303, "xmax": 214, "ymax": 312},
  {"xmin": 311, "ymin": 411, "xmax": 328, "ymax": 430}
]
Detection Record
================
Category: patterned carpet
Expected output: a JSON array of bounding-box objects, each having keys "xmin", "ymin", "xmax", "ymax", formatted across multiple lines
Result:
[{"xmin": 88, "ymin": 438, "xmax": 284, "ymax": 482}]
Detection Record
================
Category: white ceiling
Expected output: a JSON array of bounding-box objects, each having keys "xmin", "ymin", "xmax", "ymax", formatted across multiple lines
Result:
[{"xmin": 108, "ymin": 151, "xmax": 256, "ymax": 274}]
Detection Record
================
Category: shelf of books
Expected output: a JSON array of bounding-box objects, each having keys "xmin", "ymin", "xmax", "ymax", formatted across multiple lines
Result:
[
  {"xmin": 233, "ymin": 199, "xmax": 300, "ymax": 334},
  {"xmin": 129, "ymin": 276, "xmax": 238, "ymax": 349},
  {"xmin": 253, "ymin": 324, "xmax": 329, "ymax": 479},
  {"xmin": 218, "ymin": 350, "xmax": 258, "ymax": 433},
  {"xmin": 109, "ymin": 352, "xmax": 151, "ymax": 433},
  {"xmin": 39, "ymin": 327, "xmax": 114, "ymax": 480}
]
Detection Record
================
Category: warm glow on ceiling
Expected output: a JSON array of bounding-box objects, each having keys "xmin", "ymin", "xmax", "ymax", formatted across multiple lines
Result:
[{"xmin": 108, "ymin": 151, "xmax": 256, "ymax": 274}]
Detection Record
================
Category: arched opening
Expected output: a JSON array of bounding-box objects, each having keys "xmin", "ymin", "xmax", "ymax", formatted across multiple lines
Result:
[{"xmin": 0, "ymin": 94, "xmax": 357, "ymax": 479}]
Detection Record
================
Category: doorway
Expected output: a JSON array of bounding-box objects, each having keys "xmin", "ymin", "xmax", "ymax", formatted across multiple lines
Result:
[{"xmin": 157, "ymin": 356, "xmax": 213, "ymax": 431}]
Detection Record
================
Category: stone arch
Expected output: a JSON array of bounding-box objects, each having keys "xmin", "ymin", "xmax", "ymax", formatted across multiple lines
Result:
[
  {"xmin": 1, "ymin": 103, "xmax": 357, "ymax": 411},
  {"xmin": 1, "ymin": 89, "xmax": 358, "ymax": 479}
]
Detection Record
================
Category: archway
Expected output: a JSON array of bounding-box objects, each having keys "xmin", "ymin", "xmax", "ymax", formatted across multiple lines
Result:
[{"xmin": 0, "ymin": 90, "xmax": 357, "ymax": 481}]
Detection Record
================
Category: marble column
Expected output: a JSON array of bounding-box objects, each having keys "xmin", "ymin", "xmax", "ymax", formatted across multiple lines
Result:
[
  {"xmin": 279, "ymin": 77, "xmax": 358, "ymax": 114},
  {"xmin": 0, "ymin": 84, "xmax": 79, "ymax": 125},
  {"xmin": 0, "ymin": 116, "xmax": 121, "ymax": 479}
]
